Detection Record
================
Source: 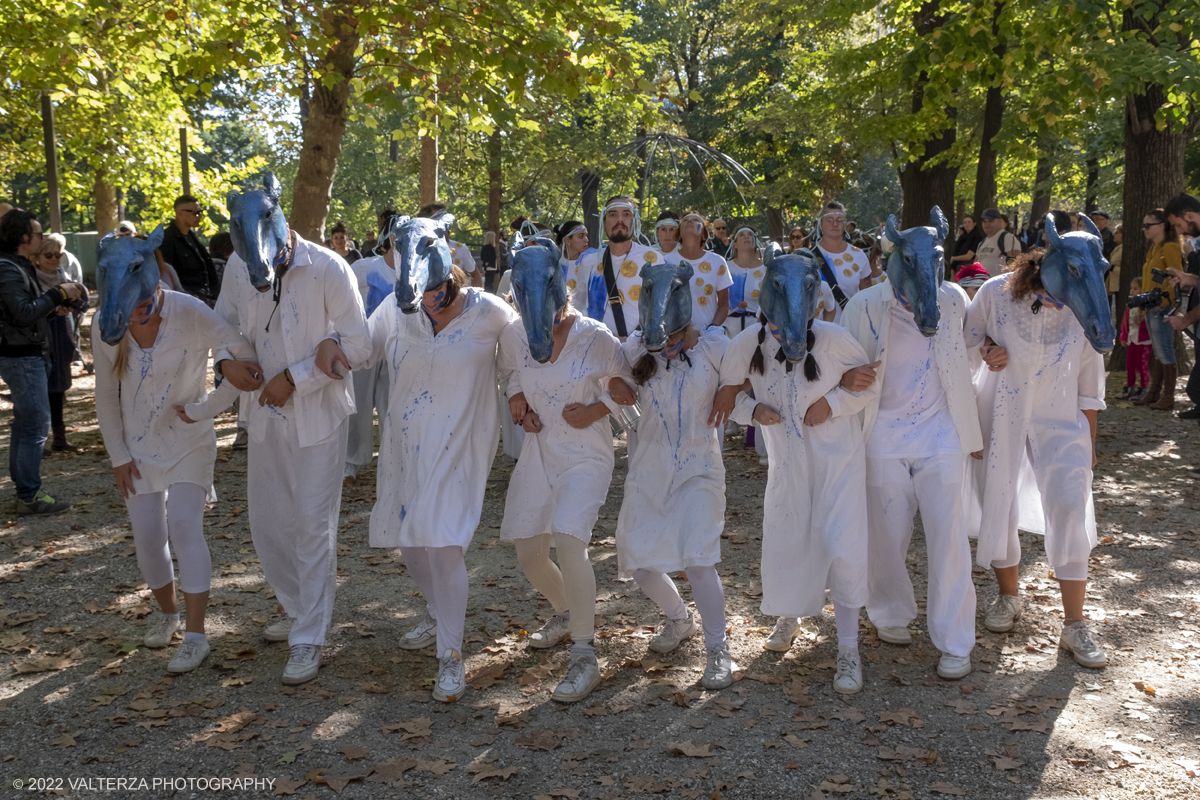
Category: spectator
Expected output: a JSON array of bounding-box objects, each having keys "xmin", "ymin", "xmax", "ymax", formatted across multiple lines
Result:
[
  {"xmin": 208, "ymin": 231, "xmax": 233, "ymax": 287},
  {"xmin": 654, "ymin": 211, "xmax": 680, "ymax": 256},
  {"xmin": 0, "ymin": 209, "xmax": 84, "ymax": 514},
  {"xmin": 974, "ymin": 208, "xmax": 1022, "ymax": 275},
  {"xmin": 950, "ymin": 214, "xmax": 983, "ymax": 266},
  {"xmin": 1091, "ymin": 211, "xmax": 1115, "ymax": 259},
  {"xmin": 1134, "ymin": 208, "xmax": 1183, "ymax": 410},
  {"xmin": 954, "ymin": 262, "xmax": 990, "ymax": 300},
  {"xmin": 156, "ymin": 195, "xmax": 219, "ymax": 306},
  {"xmin": 481, "ymin": 231, "xmax": 499, "ymax": 293},
  {"xmin": 116, "ymin": 220, "xmax": 137, "ymax": 237},
  {"xmin": 329, "ymin": 221, "xmax": 362, "ymax": 265},
  {"xmin": 786, "ymin": 226, "xmax": 809, "ymax": 253},
  {"xmin": 1162, "ymin": 194, "xmax": 1200, "ymax": 420},
  {"xmin": 366, "ymin": 205, "xmax": 400, "ymax": 254},
  {"xmin": 811, "ymin": 200, "xmax": 875, "ymax": 323},
  {"xmin": 1119, "ymin": 277, "xmax": 1152, "ymax": 401},
  {"xmin": 32, "ymin": 236, "xmax": 79, "ymax": 452},
  {"xmin": 1105, "ymin": 225, "xmax": 1123, "ymax": 310},
  {"xmin": 708, "ymin": 218, "xmax": 731, "ymax": 258}
]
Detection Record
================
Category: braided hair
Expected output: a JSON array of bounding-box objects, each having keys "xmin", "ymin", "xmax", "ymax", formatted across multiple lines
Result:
[{"xmin": 749, "ymin": 315, "xmax": 820, "ymax": 381}]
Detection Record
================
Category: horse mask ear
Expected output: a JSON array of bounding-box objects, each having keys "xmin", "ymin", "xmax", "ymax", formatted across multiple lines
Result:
[
  {"xmin": 930, "ymin": 206, "xmax": 950, "ymax": 240},
  {"xmin": 1080, "ymin": 214, "xmax": 1102, "ymax": 238},
  {"xmin": 885, "ymin": 214, "xmax": 903, "ymax": 245},
  {"xmin": 763, "ymin": 241, "xmax": 781, "ymax": 266},
  {"xmin": 1044, "ymin": 213, "xmax": 1063, "ymax": 246},
  {"xmin": 263, "ymin": 172, "xmax": 282, "ymax": 201},
  {"xmin": 143, "ymin": 224, "xmax": 166, "ymax": 251},
  {"xmin": 509, "ymin": 230, "xmax": 525, "ymax": 254},
  {"xmin": 97, "ymin": 231, "xmax": 118, "ymax": 257},
  {"xmin": 435, "ymin": 213, "xmax": 456, "ymax": 239},
  {"xmin": 226, "ymin": 191, "xmax": 240, "ymax": 216},
  {"xmin": 533, "ymin": 236, "xmax": 561, "ymax": 263}
]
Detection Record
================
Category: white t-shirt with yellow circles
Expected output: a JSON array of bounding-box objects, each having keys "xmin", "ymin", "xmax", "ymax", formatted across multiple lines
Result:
[
  {"xmin": 816, "ymin": 244, "xmax": 873, "ymax": 323},
  {"xmin": 663, "ymin": 250, "xmax": 734, "ymax": 330},
  {"xmin": 573, "ymin": 241, "xmax": 656, "ymax": 336},
  {"xmin": 450, "ymin": 241, "xmax": 476, "ymax": 274}
]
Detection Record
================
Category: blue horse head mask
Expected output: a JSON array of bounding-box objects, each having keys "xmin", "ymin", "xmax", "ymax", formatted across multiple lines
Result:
[
  {"xmin": 389, "ymin": 215, "xmax": 455, "ymax": 314},
  {"xmin": 759, "ymin": 243, "xmax": 822, "ymax": 366},
  {"xmin": 227, "ymin": 172, "xmax": 289, "ymax": 293},
  {"xmin": 883, "ymin": 206, "xmax": 948, "ymax": 336},
  {"xmin": 96, "ymin": 224, "xmax": 165, "ymax": 345},
  {"xmin": 509, "ymin": 232, "xmax": 567, "ymax": 363},
  {"xmin": 638, "ymin": 259, "xmax": 694, "ymax": 353},
  {"xmin": 1039, "ymin": 214, "xmax": 1116, "ymax": 354}
]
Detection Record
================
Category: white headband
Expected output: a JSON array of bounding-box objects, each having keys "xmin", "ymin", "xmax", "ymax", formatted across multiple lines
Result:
[
  {"xmin": 560, "ymin": 223, "xmax": 586, "ymax": 239},
  {"xmin": 655, "ymin": 218, "xmax": 679, "ymax": 230},
  {"xmin": 604, "ymin": 201, "xmax": 637, "ymax": 216}
]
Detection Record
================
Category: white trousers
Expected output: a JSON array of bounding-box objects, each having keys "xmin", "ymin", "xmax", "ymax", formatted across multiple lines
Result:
[
  {"xmin": 248, "ymin": 416, "xmax": 347, "ymax": 646},
  {"xmin": 345, "ymin": 361, "xmax": 389, "ymax": 476},
  {"xmin": 401, "ymin": 545, "xmax": 469, "ymax": 659},
  {"xmin": 865, "ymin": 453, "xmax": 977, "ymax": 657},
  {"xmin": 126, "ymin": 481, "xmax": 211, "ymax": 594}
]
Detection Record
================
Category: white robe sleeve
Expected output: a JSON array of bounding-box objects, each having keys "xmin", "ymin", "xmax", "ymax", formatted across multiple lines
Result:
[
  {"xmin": 730, "ymin": 391, "xmax": 759, "ymax": 426},
  {"xmin": 212, "ymin": 254, "xmax": 246, "ymax": 367},
  {"xmin": 963, "ymin": 282, "xmax": 993, "ymax": 349},
  {"xmin": 593, "ymin": 326, "xmax": 633, "ymax": 415},
  {"xmin": 822, "ymin": 327, "xmax": 877, "ymax": 419},
  {"xmin": 497, "ymin": 321, "xmax": 525, "ymax": 400},
  {"xmin": 289, "ymin": 258, "xmax": 371, "ymax": 396},
  {"xmin": 93, "ymin": 341, "xmax": 133, "ymax": 468},
  {"xmin": 183, "ymin": 303, "xmax": 258, "ymax": 422},
  {"xmin": 718, "ymin": 325, "xmax": 758, "ymax": 389},
  {"xmin": 1077, "ymin": 347, "xmax": 1107, "ymax": 411}
]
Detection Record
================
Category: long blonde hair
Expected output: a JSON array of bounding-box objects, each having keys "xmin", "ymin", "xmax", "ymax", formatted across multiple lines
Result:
[{"xmin": 110, "ymin": 286, "xmax": 162, "ymax": 376}]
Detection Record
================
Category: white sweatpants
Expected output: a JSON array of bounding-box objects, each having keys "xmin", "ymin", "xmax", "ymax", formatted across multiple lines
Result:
[
  {"xmin": 248, "ymin": 416, "xmax": 347, "ymax": 647},
  {"xmin": 514, "ymin": 533, "xmax": 597, "ymax": 643},
  {"xmin": 401, "ymin": 545, "xmax": 469, "ymax": 659},
  {"xmin": 632, "ymin": 566, "xmax": 727, "ymax": 649},
  {"xmin": 126, "ymin": 482, "xmax": 211, "ymax": 594},
  {"xmin": 865, "ymin": 453, "xmax": 977, "ymax": 658},
  {"xmin": 345, "ymin": 361, "xmax": 389, "ymax": 476}
]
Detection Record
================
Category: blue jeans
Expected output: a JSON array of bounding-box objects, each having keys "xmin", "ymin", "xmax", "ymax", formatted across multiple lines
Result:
[
  {"xmin": 0, "ymin": 356, "xmax": 50, "ymax": 501},
  {"xmin": 1147, "ymin": 308, "xmax": 1176, "ymax": 365}
]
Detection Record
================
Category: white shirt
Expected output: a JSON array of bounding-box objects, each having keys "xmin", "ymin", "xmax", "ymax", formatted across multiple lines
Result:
[
  {"xmin": 816, "ymin": 245, "xmax": 874, "ymax": 323},
  {"xmin": 974, "ymin": 231, "xmax": 1019, "ymax": 275},
  {"xmin": 572, "ymin": 241, "xmax": 658, "ymax": 336},
  {"xmin": 664, "ymin": 250, "xmax": 734, "ymax": 329},
  {"xmin": 865, "ymin": 305, "xmax": 960, "ymax": 459},
  {"xmin": 450, "ymin": 241, "xmax": 476, "ymax": 273}
]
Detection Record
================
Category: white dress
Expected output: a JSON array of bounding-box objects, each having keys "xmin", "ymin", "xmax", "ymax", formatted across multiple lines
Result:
[
  {"xmin": 94, "ymin": 291, "xmax": 255, "ymax": 498},
  {"xmin": 368, "ymin": 289, "xmax": 517, "ymax": 550},
  {"xmin": 722, "ymin": 321, "xmax": 873, "ymax": 616},
  {"xmin": 497, "ymin": 315, "xmax": 629, "ymax": 542},
  {"xmin": 963, "ymin": 276, "xmax": 1106, "ymax": 569},
  {"xmin": 615, "ymin": 331, "xmax": 727, "ymax": 578}
]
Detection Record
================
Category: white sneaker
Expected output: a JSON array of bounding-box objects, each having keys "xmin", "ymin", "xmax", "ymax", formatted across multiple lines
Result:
[
  {"xmin": 263, "ymin": 617, "xmax": 295, "ymax": 642},
  {"xmin": 528, "ymin": 612, "xmax": 571, "ymax": 649},
  {"xmin": 552, "ymin": 652, "xmax": 601, "ymax": 703},
  {"xmin": 649, "ymin": 612, "xmax": 698, "ymax": 654},
  {"xmin": 833, "ymin": 646, "xmax": 863, "ymax": 694},
  {"xmin": 983, "ymin": 594, "xmax": 1023, "ymax": 633},
  {"xmin": 432, "ymin": 650, "xmax": 466, "ymax": 702},
  {"xmin": 758, "ymin": 456, "xmax": 769, "ymax": 466},
  {"xmin": 1060, "ymin": 621, "xmax": 1107, "ymax": 668},
  {"xmin": 765, "ymin": 617, "xmax": 802, "ymax": 652},
  {"xmin": 937, "ymin": 653, "xmax": 972, "ymax": 680},
  {"xmin": 281, "ymin": 644, "xmax": 321, "ymax": 685},
  {"xmin": 876, "ymin": 625, "xmax": 912, "ymax": 645},
  {"xmin": 398, "ymin": 613, "xmax": 438, "ymax": 650},
  {"xmin": 702, "ymin": 644, "xmax": 734, "ymax": 690},
  {"xmin": 167, "ymin": 639, "xmax": 210, "ymax": 673},
  {"xmin": 143, "ymin": 613, "xmax": 179, "ymax": 649}
]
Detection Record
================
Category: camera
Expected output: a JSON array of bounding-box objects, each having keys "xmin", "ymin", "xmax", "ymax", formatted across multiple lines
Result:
[
  {"xmin": 1127, "ymin": 288, "xmax": 1167, "ymax": 310},
  {"xmin": 60, "ymin": 285, "xmax": 89, "ymax": 314}
]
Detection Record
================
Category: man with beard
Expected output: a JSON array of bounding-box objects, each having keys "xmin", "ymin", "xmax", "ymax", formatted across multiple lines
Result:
[{"xmin": 571, "ymin": 195, "xmax": 657, "ymax": 341}]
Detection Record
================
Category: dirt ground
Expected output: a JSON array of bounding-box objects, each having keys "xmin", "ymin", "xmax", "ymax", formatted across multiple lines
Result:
[{"xmin": 0, "ymin": 316, "xmax": 1197, "ymax": 799}]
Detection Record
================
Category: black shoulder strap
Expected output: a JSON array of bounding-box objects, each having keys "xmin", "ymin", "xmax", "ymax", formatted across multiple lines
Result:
[
  {"xmin": 602, "ymin": 247, "xmax": 629, "ymax": 337},
  {"xmin": 815, "ymin": 248, "xmax": 850, "ymax": 309}
]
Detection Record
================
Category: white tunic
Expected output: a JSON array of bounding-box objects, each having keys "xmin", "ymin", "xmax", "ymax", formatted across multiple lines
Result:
[
  {"xmin": 724, "ymin": 260, "xmax": 764, "ymax": 338},
  {"xmin": 367, "ymin": 289, "xmax": 517, "ymax": 550},
  {"xmin": 94, "ymin": 291, "xmax": 255, "ymax": 497},
  {"xmin": 615, "ymin": 331, "xmax": 727, "ymax": 578},
  {"xmin": 571, "ymin": 242, "xmax": 659, "ymax": 335},
  {"xmin": 963, "ymin": 276, "xmax": 1107, "ymax": 569},
  {"xmin": 662, "ymin": 250, "xmax": 734, "ymax": 330},
  {"xmin": 722, "ymin": 321, "xmax": 872, "ymax": 616},
  {"xmin": 497, "ymin": 315, "xmax": 629, "ymax": 542},
  {"xmin": 816, "ymin": 245, "xmax": 876, "ymax": 323}
]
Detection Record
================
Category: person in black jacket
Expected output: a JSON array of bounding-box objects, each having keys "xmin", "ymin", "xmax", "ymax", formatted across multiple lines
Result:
[
  {"xmin": 0, "ymin": 210, "xmax": 84, "ymax": 514},
  {"xmin": 156, "ymin": 195, "xmax": 220, "ymax": 305}
]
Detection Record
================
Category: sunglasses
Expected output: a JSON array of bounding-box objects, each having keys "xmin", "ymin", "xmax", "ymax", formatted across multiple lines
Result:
[
  {"xmin": 181, "ymin": 208, "xmax": 203, "ymax": 216},
  {"xmin": 1142, "ymin": 222, "xmax": 1162, "ymax": 229},
  {"xmin": 789, "ymin": 234, "xmax": 803, "ymax": 240},
  {"xmin": 42, "ymin": 252, "xmax": 63, "ymax": 260}
]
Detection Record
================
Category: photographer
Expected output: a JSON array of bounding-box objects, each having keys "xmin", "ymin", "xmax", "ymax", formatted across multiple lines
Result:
[
  {"xmin": 1133, "ymin": 209, "xmax": 1183, "ymax": 410},
  {"xmin": 32, "ymin": 235, "xmax": 86, "ymax": 451},
  {"xmin": 1163, "ymin": 193, "xmax": 1200, "ymax": 418},
  {"xmin": 0, "ymin": 210, "xmax": 83, "ymax": 515}
]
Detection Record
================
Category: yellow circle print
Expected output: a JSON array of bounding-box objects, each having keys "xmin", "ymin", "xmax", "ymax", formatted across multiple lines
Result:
[
  {"xmin": 644, "ymin": 252, "xmax": 658, "ymax": 264},
  {"xmin": 628, "ymin": 285, "xmax": 641, "ymax": 302},
  {"xmin": 620, "ymin": 260, "xmax": 638, "ymax": 278},
  {"xmin": 567, "ymin": 279, "xmax": 577, "ymax": 290},
  {"xmin": 704, "ymin": 284, "xmax": 714, "ymax": 295},
  {"xmin": 750, "ymin": 289, "xmax": 760, "ymax": 299},
  {"xmin": 698, "ymin": 260, "xmax": 712, "ymax": 273},
  {"xmin": 698, "ymin": 295, "xmax": 709, "ymax": 306}
]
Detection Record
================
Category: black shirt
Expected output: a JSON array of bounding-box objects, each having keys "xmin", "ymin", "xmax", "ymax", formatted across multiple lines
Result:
[{"xmin": 159, "ymin": 221, "xmax": 220, "ymax": 303}]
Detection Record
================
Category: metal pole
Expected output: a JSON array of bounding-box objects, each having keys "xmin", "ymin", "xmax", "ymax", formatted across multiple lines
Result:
[
  {"xmin": 41, "ymin": 92, "xmax": 62, "ymax": 233},
  {"xmin": 180, "ymin": 127, "xmax": 190, "ymax": 196}
]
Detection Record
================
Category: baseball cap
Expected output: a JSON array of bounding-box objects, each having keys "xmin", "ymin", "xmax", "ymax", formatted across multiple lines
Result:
[
  {"xmin": 980, "ymin": 208, "xmax": 1002, "ymax": 221},
  {"xmin": 1090, "ymin": 211, "xmax": 1110, "ymax": 220}
]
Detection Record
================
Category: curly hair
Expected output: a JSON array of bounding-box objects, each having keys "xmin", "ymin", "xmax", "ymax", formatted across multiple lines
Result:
[{"xmin": 1005, "ymin": 248, "xmax": 1046, "ymax": 302}]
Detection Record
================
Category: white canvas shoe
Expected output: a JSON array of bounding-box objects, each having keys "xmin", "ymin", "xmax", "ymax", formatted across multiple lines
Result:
[
  {"xmin": 398, "ymin": 613, "xmax": 438, "ymax": 650},
  {"xmin": 649, "ymin": 612, "xmax": 698, "ymax": 654},
  {"xmin": 983, "ymin": 594, "xmax": 1023, "ymax": 633},
  {"xmin": 143, "ymin": 613, "xmax": 179, "ymax": 649},
  {"xmin": 701, "ymin": 644, "xmax": 734, "ymax": 690},
  {"xmin": 281, "ymin": 644, "xmax": 321, "ymax": 685},
  {"xmin": 937, "ymin": 653, "xmax": 972, "ymax": 680},
  {"xmin": 263, "ymin": 617, "xmax": 295, "ymax": 642},
  {"xmin": 432, "ymin": 650, "xmax": 466, "ymax": 702},
  {"xmin": 552, "ymin": 653, "xmax": 601, "ymax": 703},
  {"xmin": 528, "ymin": 612, "xmax": 571, "ymax": 649},
  {"xmin": 833, "ymin": 646, "xmax": 863, "ymax": 694},
  {"xmin": 167, "ymin": 639, "xmax": 210, "ymax": 674},
  {"xmin": 1060, "ymin": 621, "xmax": 1107, "ymax": 668},
  {"xmin": 876, "ymin": 625, "xmax": 912, "ymax": 645},
  {"xmin": 764, "ymin": 617, "xmax": 802, "ymax": 652}
]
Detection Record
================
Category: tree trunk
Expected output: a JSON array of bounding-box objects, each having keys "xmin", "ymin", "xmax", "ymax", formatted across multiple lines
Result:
[
  {"xmin": 765, "ymin": 208, "xmax": 785, "ymax": 248},
  {"xmin": 900, "ymin": 0, "xmax": 958, "ymax": 240},
  {"xmin": 94, "ymin": 172, "xmax": 118, "ymax": 235},
  {"xmin": 972, "ymin": 1, "xmax": 1006, "ymax": 218},
  {"xmin": 486, "ymin": 130, "xmax": 502, "ymax": 235},
  {"xmin": 419, "ymin": 132, "xmax": 438, "ymax": 207},
  {"xmin": 582, "ymin": 171, "xmax": 600, "ymax": 245},
  {"xmin": 1085, "ymin": 156, "xmax": 1099, "ymax": 214},
  {"xmin": 289, "ymin": 13, "xmax": 358, "ymax": 242},
  {"xmin": 1029, "ymin": 143, "xmax": 1055, "ymax": 225}
]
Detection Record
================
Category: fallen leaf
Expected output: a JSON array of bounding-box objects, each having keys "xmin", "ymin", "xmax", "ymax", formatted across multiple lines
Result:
[
  {"xmin": 930, "ymin": 782, "xmax": 967, "ymax": 796},
  {"xmin": 878, "ymin": 708, "xmax": 919, "ymax": 726},
  {"xmin": 516, "ymin": 730, "xmax": 562, "ymax": 751},
  {"xmin": 272, "ymin": 775, "xmax": 305, "ymax": 795},
  {"xmin": 471, "ymin": 765, "xmax": 518, "ymax": 784},
  {"xmin": 667, "ymin": 741, "xmax": 715, "ymax": 758},
  {"xmin": 338, "ymin": 745, "xmax": 369, "ymax": 761},
  {"xmin": 48, "ymin": 732, "xmax": 77, "ymax": 748},
  {"xmin": 784, "ymin": 734, "xmax": 809, "ymax": 750},
  {"xmin": 466, "ymin": 660, "xmax": 510, "ymax": 689}
]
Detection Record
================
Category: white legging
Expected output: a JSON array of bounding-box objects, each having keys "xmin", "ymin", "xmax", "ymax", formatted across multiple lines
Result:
[
  {"xmin": 126, "ymin": 482, "xmax": 211, "ymax": 594},
  {"xmin": 513, "ymin": 533, "xmax": 596, "ymax": 643},
  {"xmin": 401, "ymin": 545, "xmax": 469, "ymax": 659},
  {"xmin": 632, "ymin": 566, "xmax": 727, "ymax": 649}
]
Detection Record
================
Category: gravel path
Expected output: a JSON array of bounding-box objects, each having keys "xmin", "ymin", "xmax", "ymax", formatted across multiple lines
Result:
[{"xmin": 0, "ymin": 320, "xmax": 1197, "ymax": 799}]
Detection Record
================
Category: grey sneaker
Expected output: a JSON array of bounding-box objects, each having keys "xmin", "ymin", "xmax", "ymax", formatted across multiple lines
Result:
[
  {"xmin": 16, "ymin": 491, "xmax": 70, "ymax": 516},
  {"xmin": 833, "ymin": 646, "xmax": 863, "ymax": 694},
  {"xmin": 143, "ymin": 613, "xmax": 179, "ymax": 648},
  {"xmin": 398, "ymin": 612, "xmax": 438, "ymax": 650},
  {"xmin": 167, "ymin": 639, "xmax": 210, "ymax": 673},
  {"xmin": 984, "ymin": 594, "xmax": 1023, "ymax": 633},
  {"xmin": 432, "ymin": 650, "xmax": 466, "ymax": 702},
  {"xmin": 649, "ymin": 612, "xmax": 698, "ymax": 654},
  {"xmin": 552, "ymin": 652, "xmax": 601, "ymax": 703},
  {"xmin": 263, "ymin": 617, "xmax": 295, "ymax": 642},
  {"xmin": 232, "ymin": 427, "xmax": 248, "ymax": 450},
  {"xmin": 1060, "ymin": 621, "xmax": 1107, "ymax": 668},
  {"xmin": 282, "ymin": 644, "xmax": 321, "ymax": 685},
  {"xmin": 528, "ymin": 611, "xmax": 571, "ymax": 649},
  {"xmin": 701, "ymin": 644, "xmax": 734, "ymax": 690},
  {"xmin": 765, "ymin": 617, "xmax": 803, "ymax": 652}
]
